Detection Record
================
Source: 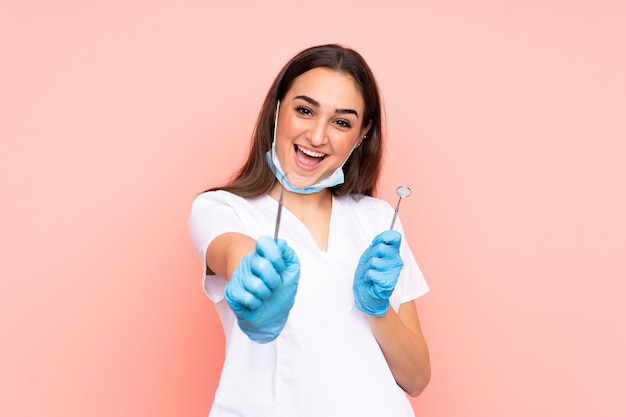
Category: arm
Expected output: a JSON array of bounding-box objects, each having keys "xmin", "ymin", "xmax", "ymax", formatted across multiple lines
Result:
[
  {"xmin": 368, "ymin": 300, "xmax": 431, "ymax": 397},
  {"xmin": 207, "ymin": 233, "xmax": 301, "ymax": 343},
  {"xmin": 353, "ymin": 230, "xmax": 431, "ymax": 396},
  {"xmin": 206, "ymin": 232, "xmax": 256, "ymax": 279}
]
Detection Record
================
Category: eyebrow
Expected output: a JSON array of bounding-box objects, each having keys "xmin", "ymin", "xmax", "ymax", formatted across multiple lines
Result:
[{"xmin": 294, "ymin": 95, "xmax": 359, "ymax": 118}]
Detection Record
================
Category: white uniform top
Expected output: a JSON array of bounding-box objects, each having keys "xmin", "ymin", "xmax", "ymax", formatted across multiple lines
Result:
[{"xmin": 188, "ymin": 190, "xmax": 429, "ymax": 417}]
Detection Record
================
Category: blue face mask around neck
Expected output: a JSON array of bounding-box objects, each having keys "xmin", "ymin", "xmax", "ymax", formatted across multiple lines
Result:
[
  {"xmin": 265, "ymin": 101, "xmax": 355, "ymax": 195},
  {"xmin": 265, "ymin": 144, "xmax": 346, "ymax": 194}
]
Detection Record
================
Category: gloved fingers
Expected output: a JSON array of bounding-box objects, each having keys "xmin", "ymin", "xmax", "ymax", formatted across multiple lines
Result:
[
  {"xmin": 249, "ymin": 253, "xmax": 282, "ymax": 290},
  {"xmin": 367, "ymin": 269, "xmax": 398, "ymax": 288},
  {"xmin": 373, "ymin": 250, "xmax": 403, "ymax": 265},
  {"xmin": 276, "ymin": 239, "xmax": 297, "ymax": 263},
  {"xmin": 359, "ymin": 237, "xmax": 399, "ymax": 266},
  {"xmin": 370, "ymin": 241, "xmax": 402, "ymax": 260},
  {"xmin": 372, "ymin": 230, "xmax": 402, "ymax": 248},
  {"xmin": 256, "ymin": 236, "xmax": 286, "ymax": 273},
  {"xmin": 242, "ymin": 275, "xmax": 273, "ymax": 300},
  {"xmin": 225, "ymin": 284, "xmax": 263, "ymax": 313},
  {"xmin": 356, "ymin": 244, "xmax": 378, "ymax": 268},
  {"xmin": 362, "ymin": 253, "xmax": 402, "ymax": 297},
  {"xmin": 363, "ymin": 267, "xmax": 399, "ymax": 288},
  {"xmin": 363, "ymin": 242, "xmax": 403, "ymax": 270},
  {"xmin": 277, "ymin": 240, "xmax": 301, "ymax": 283},
  {"xmin": 367, "ymin": 286, "xmax": 393, "ymax": 301},
  {"xmin": 226, "ymin": 298, "xmax": 251, "ymax": 318}
]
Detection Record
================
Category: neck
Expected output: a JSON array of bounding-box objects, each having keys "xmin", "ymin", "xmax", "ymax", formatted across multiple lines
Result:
[{"xmin": 269, "ymin": 183, "xmax": 332, "ymax": 209}]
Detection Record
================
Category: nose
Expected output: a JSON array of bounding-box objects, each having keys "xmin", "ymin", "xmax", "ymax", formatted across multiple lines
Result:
[{"xmin": 306, "ymin": 120, "xmax": 328, "ymax": 146}]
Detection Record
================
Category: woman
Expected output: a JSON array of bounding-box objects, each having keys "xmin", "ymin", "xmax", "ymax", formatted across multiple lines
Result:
[{"xmin": 188, "ymin": 44, "xmax": 430, "ymax": 417}]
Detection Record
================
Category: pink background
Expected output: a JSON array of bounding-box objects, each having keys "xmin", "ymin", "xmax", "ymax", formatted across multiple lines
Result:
[{"xmin": 2, "ymin": 1, "xmax": 625, "ymax": 416}]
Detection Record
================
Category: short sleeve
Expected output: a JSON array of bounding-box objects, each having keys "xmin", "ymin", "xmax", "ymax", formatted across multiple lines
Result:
[
  {"xmin": 187, "ymin": 191, "xmax": 247, "ymax": 302},
  {"xmin": 347, "ymin": 194, "xmax": 429, "ymax": 308},
  {"xmin": 389, "ymin": 216, "xmax": 429, "ymax": 308}
]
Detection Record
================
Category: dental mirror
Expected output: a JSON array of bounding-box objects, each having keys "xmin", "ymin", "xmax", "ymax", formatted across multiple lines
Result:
[{"xmin": 390, "ymin": 186, "xmax": 412, "ymax": 230}]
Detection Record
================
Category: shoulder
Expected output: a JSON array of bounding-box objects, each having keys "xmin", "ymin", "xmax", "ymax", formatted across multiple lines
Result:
[
  {"xmin": 191, "ymin": 190, "xmax": 264, "ymax": 211},
  {"xmin": 188, "ymin": 190, "xmax": 271, "ymax": 243},
  {"xmin": 192, "ymin": 190, "xmax": 240, "ymax": 206},
  {"xmin": 189, "ymin": 191, "xmax": 270, "ymax": 228},
  {"xmin": 334, "ymin": 194, "xmax": 396, "ymax": 234},
  {"xmin": 338, "ymin": 193, "xmax": 395, "ymax": 215}
]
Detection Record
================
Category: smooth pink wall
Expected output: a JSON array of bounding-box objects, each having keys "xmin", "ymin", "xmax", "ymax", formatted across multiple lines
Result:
[{"xmin": 2, "ymin": 1, "xmax": 625, "ymax": 416}]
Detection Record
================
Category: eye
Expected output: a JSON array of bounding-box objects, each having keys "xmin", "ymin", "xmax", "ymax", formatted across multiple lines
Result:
[
  {"xmin": 334, "ymin": 119, "xmax": 353, "ymax": 129},
  {"xmin": 295, "ymin": 106, "xmax": 313, "ymax": 116}
]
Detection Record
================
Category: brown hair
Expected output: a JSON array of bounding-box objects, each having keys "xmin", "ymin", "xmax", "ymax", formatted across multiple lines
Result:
[{"xmin": 208, "ymin": 44, "xmax": 385, "ymax": 197}]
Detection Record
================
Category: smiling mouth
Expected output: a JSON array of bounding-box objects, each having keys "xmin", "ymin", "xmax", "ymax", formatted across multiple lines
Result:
[{"xmin": 295, "ymin": 145, "xmax": 327, "ymax": 164}]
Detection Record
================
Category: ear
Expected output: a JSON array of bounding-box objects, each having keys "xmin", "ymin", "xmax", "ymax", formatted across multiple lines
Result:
[
  {"xmin": 355, "ymin": 120, "xmax": 373, "ymax": 147},
  {"xmin": 361, "ymin": 119, "xmax": 372, "ymax": 138}
]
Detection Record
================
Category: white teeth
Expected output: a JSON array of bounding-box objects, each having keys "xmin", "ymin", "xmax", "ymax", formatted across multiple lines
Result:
[{"xmin": 297, "ymin": 145, "xmax": 325, "ymax": 158}]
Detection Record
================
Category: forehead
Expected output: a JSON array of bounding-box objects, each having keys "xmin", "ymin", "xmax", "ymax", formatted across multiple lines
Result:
[{"xmin": 286, "ymin": 67, "xmax": 365, "ymax": 110}]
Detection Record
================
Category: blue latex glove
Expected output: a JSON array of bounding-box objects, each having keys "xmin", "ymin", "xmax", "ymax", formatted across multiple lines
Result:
[
  {"xmin": 353, "ymin": 230, "xmax": 404, "ymax": 316},
  {"xmin": 224, "ymin": 236, "xmax": 300, "ymax": 343}
]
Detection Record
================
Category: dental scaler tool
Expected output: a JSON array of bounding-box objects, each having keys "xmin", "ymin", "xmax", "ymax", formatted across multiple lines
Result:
[
  {"xmin": 273, "ymin": 173, "xmax": 289, "ymax": 241},
  {"xmin": 274, "ymin": 183, "xmax": 285, "ymax": 241}
]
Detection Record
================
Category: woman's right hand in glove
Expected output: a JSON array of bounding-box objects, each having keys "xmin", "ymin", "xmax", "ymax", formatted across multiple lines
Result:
[{"xmin": 224, "ymin": 236, "xmax": 300, "ymax": 343}]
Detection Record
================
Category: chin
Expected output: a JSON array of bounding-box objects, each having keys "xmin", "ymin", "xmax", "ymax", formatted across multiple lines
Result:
[{"xmin": 287, "ymin": 174, "xmax": 318, "ymax": 189}]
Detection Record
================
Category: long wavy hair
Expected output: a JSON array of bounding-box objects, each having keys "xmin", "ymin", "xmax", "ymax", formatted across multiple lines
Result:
[{"xmin": 208, "ymin": 44, "xmax": 385, "ymax": 198}]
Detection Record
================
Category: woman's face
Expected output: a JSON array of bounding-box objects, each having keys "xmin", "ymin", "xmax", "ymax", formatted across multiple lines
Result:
[{"xmin": 275, "ymin": 67, "xmax": 370, "ymax": 189}]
